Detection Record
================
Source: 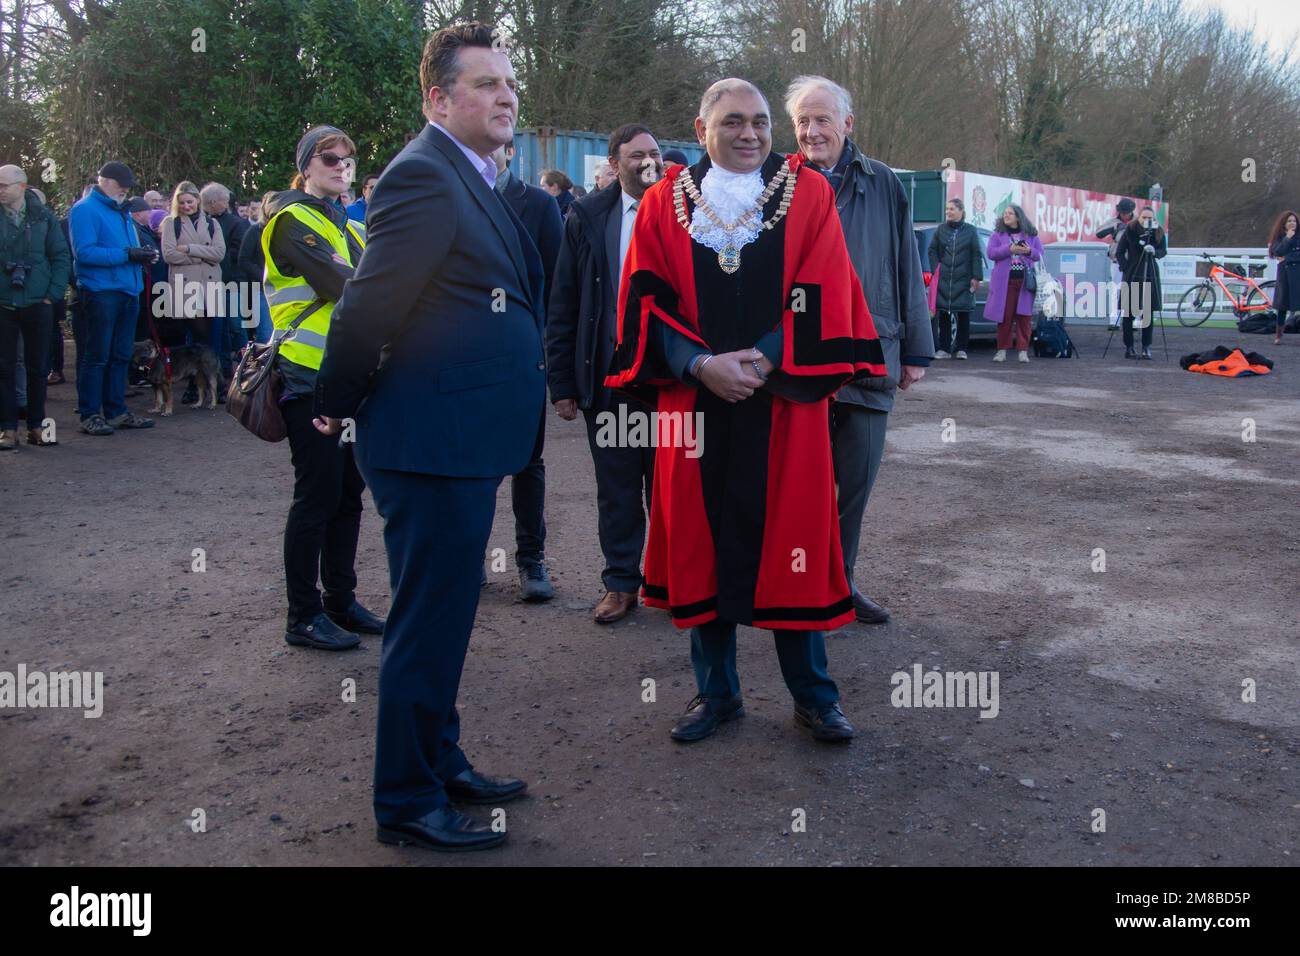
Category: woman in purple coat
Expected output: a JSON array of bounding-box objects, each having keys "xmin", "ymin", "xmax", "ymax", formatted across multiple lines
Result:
[{"xmin": 985, "ymin": 204, "xmax": 1043, "ymax": 363}]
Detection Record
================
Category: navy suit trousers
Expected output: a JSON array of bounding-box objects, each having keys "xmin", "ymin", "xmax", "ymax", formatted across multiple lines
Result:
[{"xmin": 359, "ymin": 460, "xmax": 501, "ymax": 825}]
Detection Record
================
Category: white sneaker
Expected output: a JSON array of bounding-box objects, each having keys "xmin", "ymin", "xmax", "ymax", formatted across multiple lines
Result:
[
  {"xmin": 954, "ymin": 350, "xmax": 968, "ymax": 360},
  {"xmin": 934, "ymin": 349, "xmax": 951, "ymax": 360},
  {"xmin": 993, "ymin": 350, "xmax": 1006, "ymax": 362},
  {"xmin": 1018, "ymin": 350, "xmax": 1030, "ymax": 363}
]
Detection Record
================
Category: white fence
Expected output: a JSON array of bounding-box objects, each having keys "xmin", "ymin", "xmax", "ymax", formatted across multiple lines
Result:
[
  {"xmin": 1159, "ymin": 248, "xmax": 1277, "ymax": 319},
  {"xmin": 1038, "ymin": 245, "xmax": 1278, "ymax": 324}
]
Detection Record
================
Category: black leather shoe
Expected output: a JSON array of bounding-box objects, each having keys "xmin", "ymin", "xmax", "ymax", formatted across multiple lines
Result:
[
  {"xmin": 794, "ymin": 702, "xmax": 855, "ymax": 742},
  {"xmin": 670, "ymin": 693, "xmax": 744, "ymax": 743},
  {"xmin": 1124, "ymin": 347, "xmax": 1137, "ymax": 360},
  {"xmin": 326, "ymin": 600, "xmax": 385, "ymax": 635},
  {"xmin": 852, "ymin": 591, "xmax": 891, "ymax": 624},
  {"xmin": 519, "ymin": 563, "xmax": 555, "ymax": 602},
  {"xmin": 285, "ymin": 612, "xmax": 361, "ymax": 651},
  {"xmin": 376, "ymin": 806, "xmax": 506, "ymax": 852},
  {"xmin": 444, "ymin": 768, "xmax": 528, "ymax": 805}
]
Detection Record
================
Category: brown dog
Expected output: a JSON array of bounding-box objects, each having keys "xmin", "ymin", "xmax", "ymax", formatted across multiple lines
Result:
[{"xmin": 131, "ymin": 341, "xmax": 221, "ymax": 415}]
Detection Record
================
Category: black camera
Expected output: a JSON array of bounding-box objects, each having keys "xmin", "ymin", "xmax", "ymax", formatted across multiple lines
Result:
[{"xmin": 5, "ymin": 261, "xmax": 27, "ymax": 290}]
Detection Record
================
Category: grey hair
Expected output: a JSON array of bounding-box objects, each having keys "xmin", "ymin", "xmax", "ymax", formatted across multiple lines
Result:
[
  {"xmin": 199, "ymin": 182, "xmax": 229, "ymax": 204},
  {"xmin": 699, "ymin": 78, "xmax": 770, "ymax": 126},
  {"xmin": 784, "ymin": 75, "xmax": 853, "ymax": 121}
]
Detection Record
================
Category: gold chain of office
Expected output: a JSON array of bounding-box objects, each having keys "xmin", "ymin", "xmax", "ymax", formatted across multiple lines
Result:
[{"xmin": 672, "ymin": 162, "xmax": 797, "ymax": 274}]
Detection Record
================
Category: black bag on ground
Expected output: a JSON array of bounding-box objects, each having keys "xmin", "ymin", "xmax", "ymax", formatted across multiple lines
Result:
[
  {"xmin": 1237, "ymin": 312, "xmax": 1277, "ymax": 333},
  {"xmin": 1032, "ymin": 316, "xmax": 1077, "ymax": 357}
]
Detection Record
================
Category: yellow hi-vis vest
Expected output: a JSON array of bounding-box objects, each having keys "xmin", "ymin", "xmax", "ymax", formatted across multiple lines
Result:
[{"xmin": 262, "ymin": 202, "xmax": 366, "ymax": 371}]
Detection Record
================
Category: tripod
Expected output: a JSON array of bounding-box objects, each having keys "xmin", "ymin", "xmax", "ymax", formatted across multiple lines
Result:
[{"xmin": 1101, "ymin": 245, "xmax": 1168, "ymax": 361}]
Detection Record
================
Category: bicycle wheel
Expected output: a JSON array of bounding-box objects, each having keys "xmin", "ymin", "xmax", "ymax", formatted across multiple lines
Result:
[
  {"xmin": 1243, "ymin": 280, "xmax": 1276, "ymax": 314},
  {"xmin": 1177, "ymin": 282, "xmax": 1216, "ymax": 327}
]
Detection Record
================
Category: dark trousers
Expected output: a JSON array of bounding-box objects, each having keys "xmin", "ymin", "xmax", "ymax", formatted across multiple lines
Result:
[
  {"xmin": 1121, "ymin": 314, "xmax": 1153, "ymax": 348},
  {"xmin": 282, "ymin": 396, "xmax": 365, "ymax": 622},
  {"xmin": 691, "ymin": 618, "xmax": 839, "ymax": 710},
  {"xmin": 70, "ymin": 298, "xmax": 87, "ymax": 385},
  {"xmin": 48, "ymin": 299, "xmax": 66, "ymax": 376},
  {"xmin": 76, "ymin": 289, "xmax": 137, "ymax": 421},
  {"xmin": 510, "ymin": 407, "xmax": 547, "ymax": 567},
  {"xmin": 583, "ymin": 394, "xmax": 655, "ymax": 592},
  {"xmin": 932, "ymin": 310, "xmax": 970, "ymax": 352},
  {"xmin": 216, "ymin": 291, "xmax": 247, "ymax": 374},
  {"xmin": 0, "ymin": 303, "xmax": 52, "ymax": 430},
  {"xmin": 359, "ymin": 461, "xmax": 500, "ymax": 825},
  {"xmin": 830, "ymin": 403, "xmax": 888, "ymax": 597}
]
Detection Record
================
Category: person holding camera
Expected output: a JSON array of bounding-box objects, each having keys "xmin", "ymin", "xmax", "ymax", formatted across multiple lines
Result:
[
  {"xmin": 69, "ymin": 161, "xmax": 159, "ymax": 436},
  {"xmin": 1114, "ymin": 206, "xmax": 1167, "ymax": 360},
  {"xmin": 0, "ymin": 165, "xmax": 71, "ymax": 451}
]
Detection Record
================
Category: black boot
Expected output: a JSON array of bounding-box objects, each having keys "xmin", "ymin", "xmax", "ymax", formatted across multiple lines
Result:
[
  {"xmin": 325, "ymin": 600, "xmax": 386, "ymax": 635},
  {"xmin": 285, "ymin": 611, "xmax": 361, "ymax": 651}
]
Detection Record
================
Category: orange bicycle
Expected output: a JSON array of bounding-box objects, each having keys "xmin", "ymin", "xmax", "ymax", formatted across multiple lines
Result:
[{"xmin": 1176, "ymin": 253, "xmax": 1275, "ymax": 327}]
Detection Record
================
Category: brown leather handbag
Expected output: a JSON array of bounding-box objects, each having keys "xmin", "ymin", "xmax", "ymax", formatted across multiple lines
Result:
[{"xmin": 226, "ymin": 301, "xmax": 323, "ymax": 442}]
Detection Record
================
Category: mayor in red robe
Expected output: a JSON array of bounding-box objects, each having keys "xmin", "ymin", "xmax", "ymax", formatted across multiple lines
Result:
[{"xmin": 605, "ymin": 78, "xmax": 886, "ymax": 744}]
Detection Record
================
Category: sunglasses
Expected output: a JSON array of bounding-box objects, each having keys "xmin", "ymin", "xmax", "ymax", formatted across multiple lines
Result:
[{"xmin": 317, "ymin": 151, "xmax": 356, "ymax": 172}]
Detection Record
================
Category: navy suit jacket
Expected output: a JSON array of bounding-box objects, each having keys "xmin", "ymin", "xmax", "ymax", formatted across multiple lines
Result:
[
  {"xmin": 497, "ymin": 170, "xmax": 562, "ymax": 317},
  {"xmin": 316, "ymin": 124, "xmax": 547, "ymax": 478}
]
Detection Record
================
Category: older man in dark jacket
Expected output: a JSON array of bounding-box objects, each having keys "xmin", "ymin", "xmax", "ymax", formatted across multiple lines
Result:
[
  {"xmin": 787, "ymin": 75, "xmax": 934, "ymax": 625},
  {"xmin": 201, "ymin": 182, "xmax": 250, "ymax": 379},
  {"xmin": 0, "ymin": 168, "xmax": 71, "ymax": 449}
]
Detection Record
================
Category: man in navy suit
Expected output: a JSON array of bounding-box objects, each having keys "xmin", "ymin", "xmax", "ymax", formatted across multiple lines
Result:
[
  {"xmin": 490, "ymin": 140, "xmax": 562, "ymax": 601},
  {"xmin": 314, "ymin": 22, "xmax": 546, "ymax": 852}
]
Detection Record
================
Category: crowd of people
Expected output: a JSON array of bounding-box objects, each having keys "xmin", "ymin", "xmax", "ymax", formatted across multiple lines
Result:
[
  {"xmin": 2, "ymin": 19, "xmax": 1296, "ymax": 854},
  {"xmin": 0, "ymin": 151, "xmax": 612, "ymax": 452},
  {"xmin": 925, "ymin": 193, "xmax": 1298, "ymax": 363}
]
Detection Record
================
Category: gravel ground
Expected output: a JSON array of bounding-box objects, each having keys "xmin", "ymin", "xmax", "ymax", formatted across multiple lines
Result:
[{"xmin": 1, "ymin": 323, "xmax": 1296, "ymax": 866}]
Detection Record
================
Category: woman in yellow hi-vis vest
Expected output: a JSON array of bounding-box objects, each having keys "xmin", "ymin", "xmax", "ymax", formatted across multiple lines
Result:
[{"xmin": 263, "ymin": 125, "xmax": 384, "ymax": 651}]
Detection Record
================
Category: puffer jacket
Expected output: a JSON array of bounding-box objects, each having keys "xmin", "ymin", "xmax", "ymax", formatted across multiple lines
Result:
[
  {"xmin": 927, "ymin": 219, "xmax": 983, "ymax": 312},
  {"xmin": 69, "ymin": 186, "xmax": 143, "ymax": 295}
]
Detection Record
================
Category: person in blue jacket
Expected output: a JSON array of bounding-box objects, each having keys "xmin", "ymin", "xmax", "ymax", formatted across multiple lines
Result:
[{"xmin": 68, "ymin": 161, "xmax": 158, "ymax": 435}]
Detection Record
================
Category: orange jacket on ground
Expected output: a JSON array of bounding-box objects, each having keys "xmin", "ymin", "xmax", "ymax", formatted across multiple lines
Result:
[{"xmin": 1180, "ymin": 347, "xmax": 1273, "ymax": 377}]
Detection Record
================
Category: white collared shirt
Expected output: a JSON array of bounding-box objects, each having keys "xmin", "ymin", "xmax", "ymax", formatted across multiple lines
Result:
[
  {"xmin": 430, "ymin": 122, "xmax": 497, "ymax": 189},
  {"xmin": 618, "ymin": 189, "xmax": 639, "ymax": 287}
]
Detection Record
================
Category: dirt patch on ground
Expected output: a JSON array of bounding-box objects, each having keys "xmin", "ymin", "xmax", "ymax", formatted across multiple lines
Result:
[{"xmin": 1, "ymin": 324, "xmax": 1296, "ymax": 866}]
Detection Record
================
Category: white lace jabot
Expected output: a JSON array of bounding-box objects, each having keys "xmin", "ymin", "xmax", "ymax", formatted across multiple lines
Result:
[{"xmin": 690, "ymin": 164, "xmax": 765, "ymax": 255}]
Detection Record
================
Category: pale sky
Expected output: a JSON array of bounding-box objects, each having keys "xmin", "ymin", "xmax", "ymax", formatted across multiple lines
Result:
[{"xmin": 1184, "ymin": 0, "xmax": 1300, "ymax": 54}]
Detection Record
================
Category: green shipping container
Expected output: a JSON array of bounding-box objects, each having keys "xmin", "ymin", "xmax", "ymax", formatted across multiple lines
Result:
[{"xmin": 894, "ymin": 170, "xmax": 948, "ymax": 225}]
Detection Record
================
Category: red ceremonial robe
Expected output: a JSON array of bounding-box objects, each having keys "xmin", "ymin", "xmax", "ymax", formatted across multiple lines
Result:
[{"xmin": 605, "ymin": 152, "xmax": 886, "ymax": 632}]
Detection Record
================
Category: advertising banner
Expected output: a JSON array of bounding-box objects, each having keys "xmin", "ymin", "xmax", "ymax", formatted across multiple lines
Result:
[{"xmin": 949, "ymin": 170, "xmax": 1168, "ymax": 244}]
